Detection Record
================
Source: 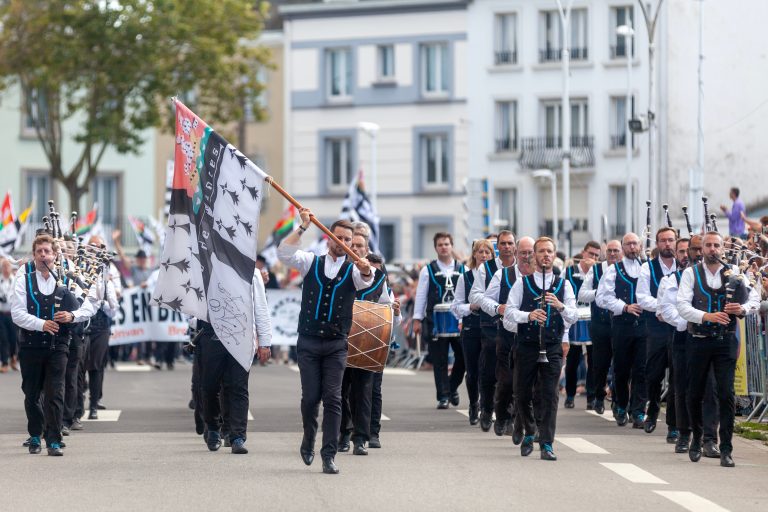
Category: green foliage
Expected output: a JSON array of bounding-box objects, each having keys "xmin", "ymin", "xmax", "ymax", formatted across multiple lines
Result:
[{"xmin": 0, "ymin": 0, "xmax": 273, "ymax": 203}]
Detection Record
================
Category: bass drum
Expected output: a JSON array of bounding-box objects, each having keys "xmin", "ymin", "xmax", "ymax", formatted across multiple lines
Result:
[{"xmin": 347, "ymin": 300, "xmax": 393, "ymax": 373}]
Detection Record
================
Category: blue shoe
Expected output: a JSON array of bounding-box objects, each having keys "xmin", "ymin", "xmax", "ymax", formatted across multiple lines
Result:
[
  {"xmin": 521, "ymin": 435, "xmax": 534, "ymax": 457},
  {"xmin": 231, "ymin": 437, "xmax": 248, "ymax": 454},
  {"xmin": 28, "ymin": 436, "xmax": 41, "ymax": 454},
  {"xmin": 632, "ymin": 413, "xmax": 646, "ymax": 429},
  {"xmin": 666, "ymin": 429, "xmax": 679, "ymax": 444},
  {"xmin": 615, "ymin": 408, "xmax": 628, "ymax": 426},
  {"xmin": 47, "ymin": 443, "xmax": 64, "ymax": 456},
  {"xmin": 540, "ymin": 443, "xmax": 557, "ymax": 461}
]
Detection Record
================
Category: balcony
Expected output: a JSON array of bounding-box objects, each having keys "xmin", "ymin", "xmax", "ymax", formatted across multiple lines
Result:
[
  {"xmin": 495, "ymin": 137, "xmax": 518, "ymax": 153},
  {"xmin": 539, "ymin": 47, "xmax": 588, "ymax": 63},
  {"xmin": 494, "ymin": 50, "xmax": 518, "ymax": 66},
  {"xmin": 609, "ymin": 45, "xmax": 634, "ymax": 59},
  {"xmin": 609, "ymin": 134, "xmax": 636, "ymax": 150},
  {"xmin": 519, "ymin": 136, "xmax": 595, "ymax": 169}
]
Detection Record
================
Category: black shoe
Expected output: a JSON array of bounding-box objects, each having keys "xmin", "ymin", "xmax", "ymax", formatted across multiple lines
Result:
[
  {"xmin": 512, "ymin": 425, "xmax": 524, "ymax": 446},
  {"xmin": 493, "ymin": 418, "xmax": 506, "ymax": 437},
  {"xmin": 322, "ymin": 457, "xmax": 340, "ymax": 474},
  {"xmin": 338, "ymin": 433, "xmax": 351, "ymax": 452},
  {"xmin": 28, "ymin": 437, "xmax": 41, "ymax": 454},
  {"xmin": 594, "ymin": 400, "xmax": 605, "ymax": 415},
  {"xmin": 675, "ymin": 435, "xmax": 690, "ymax": 454},
  {"xmin": 437, "ymin": 399, "xmax": 449, "ymax": 410},
  {"xmin": 540, "ymin": 444, "xmax": 557, "ymax": 461},
  {"xmin": 503, "ymin": 420, "xmax": 514, "ymax": 437},
  {"xmin": 59, "ymin": 441, "xmax": 66, "ymax": 449},
  {"xmin": 689, "ymin": 438, "xmax": 702, "ymax": 462},
  {"xmin": 188, "ymin": 399, "xmax": 195, "ymax": 410},
  {"xmin": 586, "ymin": 401, "xmax": 594, "ymax": 411},
  {"xmin": 70, "ymin": 419, "xmax": 84, "ymax": 431},
  {"xmin": 632, "ymin": 414, "xmax": 646, "ymax": 429},
  {"xmin": 720, "ymin": 453, "xmax": 735, "ymax": 467},
  {"xmin": 450, "ymin": 391, "xmax": 460, "ymax": 407},
  {"xmin": 223, "ymin": 436, "xmax": 231, "ymax": 448},
  {"xmin": 703, "ymin": 441, "xmax": 721, "ymax": 458},
  {"xmin": 468, "ymin": 403, "xmax": 480, "ymax": 425},
  {"xmin": 23, "ymin": 437, "xmax": 31, "ymax": 447},
  {"xmin": 369, "ymin": 436, "xmax": 381, "ymax": 449},
  {"xmin": 643, "ymin": 418, "xmax": 657, "ymax": 434},
  {"xmin": 666, "ymin": 430, "xmax": 679, "ymax": 444},
  {"xmin": 564, "ymin": 397, "xmax": 575, "ymax": 409},
  {"xmin": 300, "ymin": 437, "xmax": 315, "ymax": 466},
  {"xmin": 480, "ymin": 411, "xmax": 493, "ymax": 432},
  {"xmin": 206, "ymin": 431, "xmax": 222, "ymax": 451},
  {"xmin": 231, "ymin": 438, "xmax": 248, "ymax": 454},
  {"xmin": 47, "ymin": 443, "xmax": 64, "ymax": 456},
  {"xmin": 88, "ymin": 409, "xmax": 98, "ymax": 420},
  {"xmin": 520, "ymin": 436, "xmax": 534, "ymax": 457},
  {"xmin": 96, "ymin": 401, "xmax": 106, "ymax": 410},
  {"xmin": 353, "ymin": 443, "xmax": 368, "ymax": 456},
  {"xmin": 615, "ymin": 408, "xmax": 628, "ymax": 426},
  {"xmin": 62, "ymin": 425, "xmax": 70, "ymax": 436}
]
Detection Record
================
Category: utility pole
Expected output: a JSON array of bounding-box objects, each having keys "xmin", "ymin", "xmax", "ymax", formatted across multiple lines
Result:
[{"xmin": 556, "ymin": 0, "xmax": 574, "ymax": 256}]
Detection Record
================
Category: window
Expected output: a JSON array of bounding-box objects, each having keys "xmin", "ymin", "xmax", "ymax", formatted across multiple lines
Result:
[
  {"xmin": 542, "ymin": 99, "xmax": 589, "ymax": 146},
  {"xmin": 494, "ymin": 188, "xmax": 518, "ymax": 235},
  {"xmin": 420, "ymin": 133, "xmax": 450, "ymax": 187},
  {"xmin": 25, "ymin": 172, "xmax": 52, "ymax": 224},
  {"xmin": 416, "ymin": 222, "xmax": 451, "ymax": 259},
  {"xmin": 609, "ymin": 185, "xmax": 628, "ymax": 237},
  {"xmin": 539, "ymin": 8, "xmax": 588, "ymax": 62},
  {"xmin": 325, "ymin": 137, "xmax": 354, "ymax": 192},
  {"xmin": 245, "ymin": 67, "xmax": 268, "ymax": 122},
  {"xmin": 610, "ymin": 6, "xmax": 635, "ymax": 58},
  {"xmin": 377, "ymin": 45, "xmax": 395, "ymax": 81},
  {"xmin": 420, "ymin": 43, "xmax": 449, "ymax": 95},
  {"xmin": 495, "ymin": 101, "xmax": 518, "ymax": 152},
  {"xmin": 22, "ymin": 87, "xmax": 49, "ymax": 137},
  {"xmin": 494, "ymin": 13, "xmax": 518, "ymax": 65},
  {"xmin": 93, "ymin": 175, "xmax": 120, "ymax": 227},
  {"xmin": 326, "ymin": 48, "xmax": 352, "ymax": 99},
  {"xmin": 378, "ymin": 222, "xmax": 396, "ymax": 262},
  {"xmin": 610, "ymin": 95, "xmax": 636, "ymax": 149}
]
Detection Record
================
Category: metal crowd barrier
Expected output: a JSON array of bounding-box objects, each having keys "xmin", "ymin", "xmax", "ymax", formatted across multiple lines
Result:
[{"xmin": 745, "ymin": 312, "xmax": 767, "ymax": 422}]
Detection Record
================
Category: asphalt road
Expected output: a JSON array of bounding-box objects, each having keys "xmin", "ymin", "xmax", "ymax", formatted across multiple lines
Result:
[{"xmin": 1, "ymin": 360, "xmax": 766, "ymax": 512}]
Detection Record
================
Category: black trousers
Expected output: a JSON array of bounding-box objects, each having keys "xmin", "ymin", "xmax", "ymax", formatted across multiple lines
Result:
[
  {"xmin": 514, "ymin": 342, "xmax": 563, "ymax": 446},
  {"xmin": 19, "ymin": 344, "xmax": 68, "ymax": 445},
  {"xmin": 0, "ymin": 312, "xmax": 17, "ymax": 365},
  {"xmin": 191, "ymin": 339, "xmax": 205, "ymax": 435},
  {"xmin": 85, "ymin": 328, "xmax": 110, "ymax": 410},
  {"xmin": 63, "ymin": 334, "xmax": 85, "ymax": 425},
  {"xmin": 155, "ymin": 342, "xmax": 178, "ymax": 367},
  {"xmin": 686, "ymin": 333, "xmax": 737, "ymax": 454},
  {"xmin": 199, "ymin": 332, "xmax": 250, "ymax": 441},
  {"xmin": 340, "ymin": 367, "xmax": 374, "ymax": 444},
  {"xmin": 479, "ymin": 326, "xmax": 499, "ymax": 413},
  {"xmin": 460, "ymin": 327, "xmax": 482, "ymax": 406},
  {"xmin": 611, "ymin": 320, "xmax": 647, "ymax": 417},
  {"xmin": 370, "ymin": 371, "xmax": 383, "ymax": 439},
  {"xmin": 427, "ymin": 326, "xmax": 465, "ymax": 402},
  {"xmin": 297, "ymin": 334, "xmax": 347, "ymax": 459},
  {"xmin": 671, "ymin": 331, "xmax": 718, "ymax": 441},
  {"xmin": 645, "ymin": 324, "xmax": 676, "ymax": 428},
  {"xmin": 589, "ymin": 320, "xmax": 612, "ymax": 403},
  {"xmin": 76, "ymin": 334, "xmax": 90, "ymax": 420},
  {"xmin": 565, "ymin": 344, "xmax": 594, "ymax": 401},
  {"xmin": 494, "ymin": 330, "xmax": 516, "ymax": 423}
]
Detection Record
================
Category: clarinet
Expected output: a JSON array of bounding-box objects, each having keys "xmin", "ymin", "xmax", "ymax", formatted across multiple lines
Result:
[
  {"xmin": 702, "ymin": 196, "xmax": 710, "ymax": 232},
  {"xmin": 682, "ymin": 205, "xmax": 694, "ymax": 238},
  {"xmin": 536, "ymin": 270, "xmax": 549, "ymax": 364}
]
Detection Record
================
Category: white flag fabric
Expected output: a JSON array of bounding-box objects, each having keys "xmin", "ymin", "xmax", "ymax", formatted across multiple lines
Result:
[
  {"xmin": 340, "ymin": 171, "xmax": 380, "ymax": 254},
  {"xmin": 152, "ymin": 100, "xmax": 267, "ymax": 371}
]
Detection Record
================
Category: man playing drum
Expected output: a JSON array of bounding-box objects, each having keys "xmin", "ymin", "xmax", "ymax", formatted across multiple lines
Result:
[{"xmin": 278, "ymin": 209, "xmax": 373, "ymax": 475}]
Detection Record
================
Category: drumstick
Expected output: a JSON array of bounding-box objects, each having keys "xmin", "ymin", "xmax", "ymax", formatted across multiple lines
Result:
[{"xmin": 416, "ymin": 333, "xmax": 421, "ymax": 358}]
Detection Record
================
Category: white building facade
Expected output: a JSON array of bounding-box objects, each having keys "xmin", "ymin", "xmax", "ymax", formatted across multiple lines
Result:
[
  {"xmin": 281, "ymin": 0, "xmax": 470, "ymax": 261},
  {"xmin": 467, "ymin": 0, "xmax": 651, "ymax": 251}
]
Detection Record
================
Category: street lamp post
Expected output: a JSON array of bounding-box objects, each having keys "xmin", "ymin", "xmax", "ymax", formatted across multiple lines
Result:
[
  {"xmin": 533, "ymin": 169, "xmax": 558, "ymax": 244},
  {"xmin": 617, "ymin": 24, "xmax": 635, "ymax": 234},
  {"xmin": 357, "ymin": 122, "xmax": 380, "ymax": 210},
  {"xmin": 556, "ymin": 0, "xmax": 574, "ymax": 256}
]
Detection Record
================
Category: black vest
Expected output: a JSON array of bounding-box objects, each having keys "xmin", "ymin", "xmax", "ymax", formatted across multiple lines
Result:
[
  {"xmin": 614, "ymin": 261, "xmax": 641, "ymax": 324},
  {"xmin": 356, "ymin": 268, "xmax": 387, "ymax": 303},
  {"xmin": 497, "ymin": 267, "xmax": 517, "ymax": 339},
  {"xmin": 20, "ymin": 262, "xmax": 77, "ymax": 348},
  {"xmin": 643, "ymin": 258, "xmax": 674, "ymax": 335},
  {"xmin": 590, "ymin": 263, "xmax": 612, "ymax": 324},
  {"xmin": 517, "ymin": 274, "xmax": 565, "ymax": 346},
  {"xmin": 479, "ymin": 259, "xmax": 499, "ymax": 327},
  {"xmin": 298, "ymin": 255, "xmax": 358, "ymax": 339},
  {"xmin": 460, "ymin": 270, "xmax": 480, "ymax": 332},
  {"xmin": 564, "ymin": 264, "xmax": 584, "ymax": 298},
  {"xmin": 425, "ymin": 260, "xmax": 463, "ymax": 318},
  {"xmin": 687, "ymin": 263, "xmax": 737, "ymax": 337}
]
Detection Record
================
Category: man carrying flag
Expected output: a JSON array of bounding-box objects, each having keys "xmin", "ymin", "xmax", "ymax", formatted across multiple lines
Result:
[{"xmin": 153, "ymin": 100, "xmax": 272, "ymax": 454}]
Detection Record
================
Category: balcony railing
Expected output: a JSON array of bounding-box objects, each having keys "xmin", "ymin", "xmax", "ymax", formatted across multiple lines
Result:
[
  {"xmin": 609, "ymin": 134, "xmax": 636, "ymax": 150},
  {"xmin": 494, "ymin": 50, "xmax": 518, "ymax": 65},
  {"xmin": 609, "ymin": 44, "xmax": 634, "ymax": 59},
  {"xmin": 495, "ymin": 137, "xmax": 519, "ymax": 153},
  {"xmin": 519, "ymin": 136, "xmax": 595, "ymax": 169},
  {"xmin": 539, "ymin": 46, "xmax": 588, "ymax": 63}
]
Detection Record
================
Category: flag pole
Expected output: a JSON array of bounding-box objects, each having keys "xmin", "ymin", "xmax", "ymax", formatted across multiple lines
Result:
[{"xmin": 265, "ymin": 176, "xmax": 361, "ymax": 262}]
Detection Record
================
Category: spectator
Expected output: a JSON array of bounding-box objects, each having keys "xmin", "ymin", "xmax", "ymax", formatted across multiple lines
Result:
[{"xmin": 720, "ymin": 187, "xmax": 746, "ymax": 238}]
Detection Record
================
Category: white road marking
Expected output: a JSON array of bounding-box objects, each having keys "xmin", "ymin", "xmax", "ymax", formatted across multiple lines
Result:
[
  {"xmin": 81, "ymin": 410, "xmax": 121, "ymax": 422},
  {"xmin": 381, "ymin": 414, "xmax": 390, "ymax": 421},
  {"xmin": 456, "ymin": 410, "xmax": 495, "ymax": 420},
  {"xmin": 247, "ymin": 410, "xmax": 254, "ymax": 421},
  {"xmin": 558, "ymin": 437, "xmax": 610, "ymax": 454},
  {"xmin": 586, "ymin": 410, "xmax": 615, "ymax": 421},
  {"xmin": 653, "ymin": 491, "xmax": 730, "ymax": 512},
  {"xmin": 287, "ymin": 365, "xmax": 300, "ymax": 373},
  {"xmin": 383, "ymin": 368, "xmax": 415, "ymax": 376},
  {"xmin": 600, "ymin": 463, "xmax": 668, "ymax": 484},
  {"xmin": 113, "ymin": 364, "xmax": 152, "ymax": 372}
]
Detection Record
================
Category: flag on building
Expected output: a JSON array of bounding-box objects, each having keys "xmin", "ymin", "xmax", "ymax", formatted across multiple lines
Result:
[
  {"xmin": 258, "ymin": 204, "xmax": 298, "ymax": 267},
  {"xmin": 152, "ymin": 99, "xmax": 267, "ymax": 371},
  {"xmin": 340, "ymin": 170, "xmax": 380, "ymax": 254},
  {"xmin": 128, "ymin": 216, "xmax": 155, "ymax": 255}
]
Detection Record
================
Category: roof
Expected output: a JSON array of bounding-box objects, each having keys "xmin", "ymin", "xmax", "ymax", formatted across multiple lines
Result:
[{"xmin": 279, "ymin": 0, "xmax": 469, "ymax": 20}]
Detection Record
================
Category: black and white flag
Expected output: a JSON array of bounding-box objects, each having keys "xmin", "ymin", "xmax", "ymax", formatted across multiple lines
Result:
[{"xmin": 340, "ymin": 170, "xmax": 380, "ymax": 254}]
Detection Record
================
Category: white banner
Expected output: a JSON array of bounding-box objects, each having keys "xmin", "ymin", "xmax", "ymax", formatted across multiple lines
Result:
[
  {"xmin": 109, "ymin": 287, "xmax": 189, "ymax": 346},
  {"xmin": 266, "ymin": 289, "xmax": 302, "ymax": 346}
]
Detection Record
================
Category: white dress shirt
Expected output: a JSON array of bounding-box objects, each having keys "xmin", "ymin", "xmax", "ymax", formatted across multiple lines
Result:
[
  {"xmin": 468, "ymin": 257, "xmax": 503, "ymax": 307},
  {"xmin": 377, "ymin": 282, "xmax": 402, "ymax": 326},
  {"xmin": 658, "ymin": 273, "xmax": 687, "ymax": 331},
  {"xmin": 0, "ymin": 273, "xmax": 14, "ymax": 313},
  {"xmin": 480, "ymin": 265, "xmax": 522, "ymax": 316},
  {"xmin": 278, "ymin": 242, "xmax": 373, "ymax": 290},
  {"xmin": 596, "ymin": 257, "xmax": 643, "ymax": 316},
  {"xmin": 676, "ymin": 263, "xmax": 761, "ymax": 325},
  {"xmin": 413, "ymin": 258, "xmax": 459, "ymax": 321},
  {"xmin": 577, "ymin": 261, "xmax": 609, "ymax": 304},
  {"xmin": 502, "ymin": 271, "xmax": 578, "ymax": 334},
  {"xmin": 252, "ymin": 268, "xmax": 272, "ymax": 347},
  {"xmin": 450, "ymin": 270, "xmax": 475, "ymax": 320},
  {"xmin": 637, "ymin": 258, "xmax": 676, "ymax": 313}
]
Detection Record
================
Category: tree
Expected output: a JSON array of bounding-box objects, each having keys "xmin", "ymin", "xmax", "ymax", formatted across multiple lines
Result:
[{"xmin": 0, "ymin": 0, "xmax": 272, "ymax": 210}]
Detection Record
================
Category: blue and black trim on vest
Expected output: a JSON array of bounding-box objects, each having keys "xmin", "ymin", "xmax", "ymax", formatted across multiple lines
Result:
[
  {"xmin": 516, "ymin": 274, "xmax": 565, "ymax": 346},
  {"xmin": 565, "ymin": 264, "xmax": 584, "ymax": 298},
  {"xmin": 478, "ymin": 259, "xmax": 500, "ymax": 328},
  {"xmin": 298, "ymin": 255, "xmax": 358, "ymax": 339},
  {"xmin": 20, "ymin": 262, "xmax": 68, "ymax": 348},
  {"xmin": 687, "ymin": 263, "xmax": 736, "ymax": 338},
  {"xmin": 590, "ymin": 263, "xmax": 612, "ymax": 324},
  {"xmin": 613, "ymin": 261, "xmax": 643, "ymax": 325},
  {"xmin": 356, "ymin": 268, "xmax": 387, "ymax": 303},
  {"xmin": 642, "ymin": 258, "xmax": 674, "ymax": 335},
  {"xmin": 460, "ymin": 269, "xmax": 480, "ymax": 332}
]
